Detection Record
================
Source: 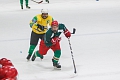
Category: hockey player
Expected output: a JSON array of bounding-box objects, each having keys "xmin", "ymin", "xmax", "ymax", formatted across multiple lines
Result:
[
  {"xmin": 20, "ymin": 0, "xmax": 30, "ymax": 9},
  {"xmin": 26, "ymin": 9, "xmax": 54, "ymax": 61},
  {"xmin": 31, "ymin": 20, "xmax": 71, "ymax": 68},
  {"xmin": 0, "ymin": 58, "xmax": 18, "ymax": 80}
]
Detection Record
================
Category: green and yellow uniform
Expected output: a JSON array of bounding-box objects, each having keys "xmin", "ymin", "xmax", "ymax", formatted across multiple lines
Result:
[
  {"xmin": 30, "ymin": 14, "xmax": 53, "ymax": 34},
  {"xmin": 27, "ymin": 14, "xmax": 53, "ymax": 60}
]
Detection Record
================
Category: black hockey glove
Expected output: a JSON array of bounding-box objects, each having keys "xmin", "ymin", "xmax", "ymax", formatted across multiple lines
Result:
[{"xmin": 37, "ymin": 24, "xmax": 44, "ymax": 31}]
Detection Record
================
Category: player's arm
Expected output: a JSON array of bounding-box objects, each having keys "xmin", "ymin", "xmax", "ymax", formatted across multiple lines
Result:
[
  {"xmin": 44, "ymin": 29, "xmax": 53, "ymax": 47},
  {"xmin": 29, "ymin": 16, "xmax": 38, "ymax": 28},
  {"xmin": 59, "ymin": 24, "xmax": 71, "ymax": 38},
  {"xmin": 30, "ymin": 16, "xmax": 45, "ymax": 31}
]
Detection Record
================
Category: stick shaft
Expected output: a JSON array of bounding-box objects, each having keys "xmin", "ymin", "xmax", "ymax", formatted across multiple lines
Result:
[{"xmin": 68, "ymin": 38, "xmax": 77, "ymax": 73}]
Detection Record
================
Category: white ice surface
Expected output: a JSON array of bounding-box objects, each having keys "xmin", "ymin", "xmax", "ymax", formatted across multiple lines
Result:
[{"xmin": 0, "ymin": 0, "xmax": 120, "ymax": 80}]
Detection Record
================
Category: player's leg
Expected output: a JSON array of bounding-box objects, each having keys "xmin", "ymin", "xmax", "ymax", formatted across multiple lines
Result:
[
  {"xmin": 51, "ymin": 42, "xmax": 61, "ymax": 68},
  {"xmin": 20, "ymin": 0, "xmax": 23, "ymax": 9},
  {"xmin": 25, "ymin": 0, "xmax": 30, "ymax": 9},
  {"xmin": 31, "ymin": 40, "xmax": 49, "ymax": 61},
  {"xmin": 31, "ymin": 50, "xmax": 43, "ymax": 61},
  {"xmin": 39, "ymin": 34, "xmax": 45, "ymax": 40},
  {"xmin": 31, "ymin": 33, "xmax": 45, "ymax": 61},
  {"xmin": 27, "ymin": 45, "xmax": 36, "ymax": 60},
  {"xmin": 26, "ymin": 31, "xmax": 39, "ymax": 60}
]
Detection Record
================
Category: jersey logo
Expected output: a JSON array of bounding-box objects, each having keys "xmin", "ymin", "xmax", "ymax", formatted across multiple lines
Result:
[
  {"xmin": 47, "ymin": 20, "xmax": 50, "ymax": 24},
  {"xmin": 58, "ymin": 30, "xmax": 63, "ymax": 33}
]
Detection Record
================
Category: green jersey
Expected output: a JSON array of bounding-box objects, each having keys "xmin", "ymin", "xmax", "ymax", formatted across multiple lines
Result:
[{"xmin": 44, "ymin": 23, "xmax": 67, "ymax": 47}]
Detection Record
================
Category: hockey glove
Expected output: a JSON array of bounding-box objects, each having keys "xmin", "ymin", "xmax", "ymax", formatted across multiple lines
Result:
[
  {"xmin": 64, "ymin": 29, "xmax": 71, "ymax": 38},
  {"xmin": 51, "ymin": 37, "xmax": 61, "ymax": 45},
  {"xmin": 37, "ymin": 24, "xmax": 44, "ymax": 31}
]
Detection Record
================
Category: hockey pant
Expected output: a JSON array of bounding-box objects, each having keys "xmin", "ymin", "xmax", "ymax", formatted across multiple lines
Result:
[{"xmin": 38, "ymin": 40, "xmax": 61, "ymax": 63}]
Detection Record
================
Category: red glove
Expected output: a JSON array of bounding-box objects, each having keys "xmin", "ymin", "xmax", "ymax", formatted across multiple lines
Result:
[
  {"xmin": 51, "ymin": 37, "xmax": 61, "ymax": 45},
  {"xmin": 64, "ymin": 29, "xmax": 71, "ymax": 38}
]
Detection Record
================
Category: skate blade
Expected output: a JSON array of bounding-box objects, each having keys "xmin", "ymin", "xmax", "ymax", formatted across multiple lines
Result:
[
  {"xmin": 27, "ymin": 59, "xmax": 30, "ymax": 62},
  {"xmin": 54, "ymin": 67, "xmax": 61, "ymax": 70},
  {"xmin": 40, "ymin": 59, "xmax": 43, "ymax": 61}
]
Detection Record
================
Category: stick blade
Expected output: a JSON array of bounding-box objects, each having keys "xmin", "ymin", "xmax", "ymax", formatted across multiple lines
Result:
[
  {"xmin": 71, "ymin": 28, "xmax": 76, "ymax": 34},
  {"xmin": 38, "ymin": 1, "xmax": 43, "ymax": 4}
]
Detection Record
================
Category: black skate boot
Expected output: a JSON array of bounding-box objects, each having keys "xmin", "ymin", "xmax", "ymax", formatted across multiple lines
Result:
[
  {"xmin": 26, "ymin": 6, "xmax": 30, "ymax": 9},
  {"xmin": 21, "ymin": 5, "xmax": 23, "ymax": 9},
  {"xmin": 52, "ymin": 59, "xmax": 61, "ymax": 69},
  {"xmin": 31, "ymin": 52, "xmax": 36, "ymax": 61},
  {"xmin": 46, "ymin": 0, "xmax": 49, "ymax": 3},
  {"xmin": 26, "ymin": 54, "xmax": 31, "ymax": 61}
]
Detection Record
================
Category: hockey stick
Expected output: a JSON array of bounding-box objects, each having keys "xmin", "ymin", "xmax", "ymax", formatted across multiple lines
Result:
[
  {"xmin": 68, "ymin": 38, "xmax": 77, "ymax": 73},
  {"xmin": 31, "ymin": 0, "xmax": 43, "ymax": 4}
]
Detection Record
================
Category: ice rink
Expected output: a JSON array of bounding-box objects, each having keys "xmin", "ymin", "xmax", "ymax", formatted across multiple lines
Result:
[{"xmin": 0, "ymin": 0, "xmax": 120, "ymax": 80}]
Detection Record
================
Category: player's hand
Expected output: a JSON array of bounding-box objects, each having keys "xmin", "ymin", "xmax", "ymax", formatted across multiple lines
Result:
[{"xmin": 64, "ymin": 29, "xmax": 71, "ymax": 38}]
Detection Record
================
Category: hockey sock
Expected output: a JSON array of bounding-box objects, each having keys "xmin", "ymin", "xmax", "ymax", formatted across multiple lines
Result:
[
  {"xmin": 34, "ymin": 51, "xmax": 43, "ymax": 59},
  {"xmin": 28, "ymin": 45, "xmax": 36, "ymax": 55},
  {"xmin": 25, "ymin": 0, "xmax": 29, "ymax": 7},
  {"xmin": 20, "ymin": 0, "xmax": 23, "ymax": 5},
  {"xmin": 53, "ymin": 50, "xmax": 61, "ymax": 63}
]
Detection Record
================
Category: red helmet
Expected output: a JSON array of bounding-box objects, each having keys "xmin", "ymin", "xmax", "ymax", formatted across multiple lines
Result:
[
  {"xmin": 5, "ymin": 66, "xmax": 18, "ymax": 78},
  {"xmin": 0, "ymin": 58, "xmax": 8, "ymax": 65},
  {"xmin": 51, "ymin": 20, "xmax": 58, "ymax": 26},
  {"xmin": 1, "ymin": 66, "xmax": 18, "ymax": 79},
  {"xmin": 0, "ymin": 68, "xmax": 5, "ymax": 79},
  {"xmin": 4, "ymin": 60, "xmax": 13, "ymax": 66},
  {"xmin": 0, "ymin": 58, "xmax": 13, "ymax": 66}
]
